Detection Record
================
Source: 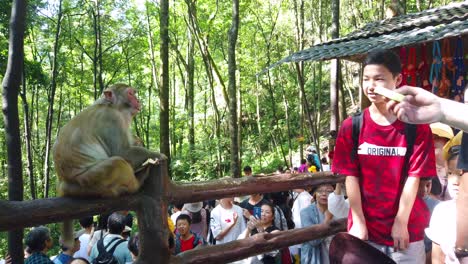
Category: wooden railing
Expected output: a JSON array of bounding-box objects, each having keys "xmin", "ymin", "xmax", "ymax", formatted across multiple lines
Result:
[{"xmin": 0, "ymin": 160, "xmax": 346, "ymax": 263}]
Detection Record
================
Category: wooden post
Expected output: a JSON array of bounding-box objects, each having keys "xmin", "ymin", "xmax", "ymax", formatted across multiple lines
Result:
[{"xmin": 135, "ymin": 160, "xmax": 171, "ymax": 263}]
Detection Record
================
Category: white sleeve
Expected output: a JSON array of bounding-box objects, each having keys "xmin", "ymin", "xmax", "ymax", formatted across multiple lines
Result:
[
  {"xmin": 327, "ymin": 193, "xmax": 349, "ymax": 219},
  {"xmin": 210, "ymin": 207, "xmax": 222, "ymax": 238},
  {"xmin": 425, "ymin": 202, "xmax": 447, "ymax": 245},
  {"xmin": 236, "ymin": 206, "xmax": 247, "ymax": 231}
]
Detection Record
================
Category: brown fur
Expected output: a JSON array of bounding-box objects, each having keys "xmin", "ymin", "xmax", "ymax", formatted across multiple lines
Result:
[{"xmin": 53, "ymin": 83, "xmax": 165, "ymax": 247}]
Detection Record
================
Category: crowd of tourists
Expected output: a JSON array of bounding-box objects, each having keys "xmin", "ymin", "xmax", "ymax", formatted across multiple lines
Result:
[{"xmin": 5, "ymin": 49, "xmax": 468, "ymax": 264}]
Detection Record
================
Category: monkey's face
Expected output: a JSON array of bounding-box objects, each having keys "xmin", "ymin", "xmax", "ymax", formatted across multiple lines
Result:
[{"xmin": 127, "ymin": 88, "xmax": 141, "ymax": 115}]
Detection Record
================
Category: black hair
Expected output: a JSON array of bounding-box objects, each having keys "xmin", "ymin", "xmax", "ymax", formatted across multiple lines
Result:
[
  {"xmin": 301, "ymin": 159, "xmax": 307, "ymax": 164},
  {"xmin": 79, "ymin": 216, "xmax": 94, "ymax": 228},
  {"xmin": 128, "ymin": 233, "xmax": 140, "ymax": 257},
  {"xmin": 277, "ymin": 165, "xmax": 285, "ymax": 173},
  {"xmin": 70, "ymin": 258, "xmax": 91, "ymax": 264},
  {"xmin": 107, "ymin": 212, "xmax": 126, "ymax": 234},
  {"xmin": 176, "ymin": 214, "xmax": 192, "ymax": 225},
  {"xmin": 97, "ymin": 213, "xmax": 110, "ymax": 230},
  {"xmin": 321, "ymin": 157, "xmax": 328, "ymax": 164},
  {"xmin": 243, "ymin": 166, "xmax": 252, "ymax": 173},
  {"xmin": 190, "ymin": 211, "xmax": 202, "ymax": 224},
  {"xmin": 174, "ymin": 203, "xmax": 184, "ymax": 210},
  {"xmin": 261, "ymin": 202, "xmax": 276, "ymax": 222},
  {"xmin": 24, "ymin": 226, "xmax": 51, "ymax": 252},
  {"xmin": 363, "ymin": 49, "xmax": 402, "ymax": 77}
]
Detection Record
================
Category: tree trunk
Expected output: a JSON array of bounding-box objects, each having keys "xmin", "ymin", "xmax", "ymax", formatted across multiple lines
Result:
[
  {"xmin": 330, "ymin": 0, "xmax": 340, "ymax": 134},
  {"xmin": 187, "ymin": 21, "xmax": 196, "ymax": 160},
  {"xmin": 43, "ymin": 0, "xmax": 63, "ymax": 198},
  {"xmin": 228, "ymin": 0, "xmax": 240, "ymax": 178},
  {"xmin": 159, "ymin": 0, "xmax": 171, "ymax": 173},
  {"xmin": 185, "ymin": 0, "xmax": 222, "ymax": 176},
  {"xmin": 20, "ymin": 72, "xmax": 35, "ymax": 200},
  {"xmin": 2, "ymin": 0, "xmax": 27, "ymax": 262},
  {"xmin": 145, "ymin": 4, "xmax": 158, "ymax": 149}
]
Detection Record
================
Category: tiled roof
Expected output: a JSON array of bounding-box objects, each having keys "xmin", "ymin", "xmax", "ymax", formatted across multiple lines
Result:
[{"xmin": 260, "ymin": 1, "xmax": 468, "ymax": 74}]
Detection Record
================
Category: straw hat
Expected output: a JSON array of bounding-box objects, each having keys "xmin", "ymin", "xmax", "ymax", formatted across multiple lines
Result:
[
  {"xmin": 430, "ymin": 122, "xmax": 454, "ymax": 140},
  {"xmin": 184, "ymin": 202, "xmax": 203, "ymax": 213}
]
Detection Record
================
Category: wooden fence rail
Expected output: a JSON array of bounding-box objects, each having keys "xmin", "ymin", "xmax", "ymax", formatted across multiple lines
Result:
[{"xmin": 0, "ymin": 160, "xmax": 346, "ymax": 263}]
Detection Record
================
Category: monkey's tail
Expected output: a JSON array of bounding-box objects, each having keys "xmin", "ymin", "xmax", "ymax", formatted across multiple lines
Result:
[{"xmin": 61, "ymin": 220, "xmax": 74, "ymax": 249}]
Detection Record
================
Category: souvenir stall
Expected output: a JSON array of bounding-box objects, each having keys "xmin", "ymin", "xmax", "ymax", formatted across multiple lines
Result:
[
  {"xmin": 398, "ymin": 36, "xmax": 467, "ymax": 102},
  {"xmin": 263, "ymin": 1, "xmax": 468, "ymax": 122}
]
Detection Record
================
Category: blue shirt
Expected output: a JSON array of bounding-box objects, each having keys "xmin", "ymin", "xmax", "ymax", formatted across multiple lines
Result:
[
  {"xmin": 53, "ymin": 253, "xmax": 73, "ymax": 264},
  {"xmin": 89, "ymin": 234, "xmax": 132, "ymax": 264}
]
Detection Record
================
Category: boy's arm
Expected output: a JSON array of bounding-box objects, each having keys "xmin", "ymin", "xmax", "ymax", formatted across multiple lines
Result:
[
  {"xmin": 392, "ymin": 176, "xmax": 419, "ymax": 251},
  {"xmin": 346, "ymin": 176, "xmax": 368, "ymax": 240}
]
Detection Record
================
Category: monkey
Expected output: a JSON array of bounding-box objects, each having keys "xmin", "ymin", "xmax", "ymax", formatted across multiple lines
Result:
[{"xmin": 53, "ymin": 83, "xmax": 165, "ymax": 247}]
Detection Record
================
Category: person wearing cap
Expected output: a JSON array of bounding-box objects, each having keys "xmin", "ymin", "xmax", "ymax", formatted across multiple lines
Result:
[
  {"xmin": 121, "ymin": 226, "xmax": 132, "ymax": 240},
  {"xmin": 53, "ymin": 231, "xmax": 82, "ymax": 264},
  {"xmin": 430, "ymin": 122, "xmax": 454, "ymax": 199},
  {"xmin": 181, "ymin": 202, "xmax": 208, "ymax": 240},
  {"xmin": 25, "ymin": 226, "xmax": 54, "ymax": 264},
  {"xmin": 426, "ymin": 132, "xmax": 467, "ymax": 264}
]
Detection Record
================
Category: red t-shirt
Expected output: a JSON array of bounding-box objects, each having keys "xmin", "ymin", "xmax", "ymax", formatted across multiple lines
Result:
[
  {"xmin": 180, "ymin": 235, "xmax": 196, "ymax": 252},
  {"xmin": 332, "ymin": 108, "xmax": 436, "ymax": 246}
]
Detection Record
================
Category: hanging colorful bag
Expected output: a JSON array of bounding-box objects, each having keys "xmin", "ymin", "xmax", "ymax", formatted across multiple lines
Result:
[
  {"xmin": 417, "ymin": 43, "xmax": 431, "ymax": 91},
  {"xmin": 405, "ymin": 47, "xmax": 417, "ymax": 86},
  {"xmin": 429, "ymin": 41, "xmax": 442, "ymax": 96},
  {"xmin": 439, "ymin": 39, "xmax": 455, "ymax": 98},
  {"xmin": 399, "ymin": 47, "xmax": 408, "ymax": 87},
  {"xmin": 452, "ymin": 37, "xmax": 465, "ymax": 102}
]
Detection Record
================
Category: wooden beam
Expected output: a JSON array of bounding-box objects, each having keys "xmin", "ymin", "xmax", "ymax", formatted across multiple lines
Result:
[
  {"xmin": 136, "ymin": 160, "xmax": 171, "ymax": 263},
  {"xmin": 167, "ymin": 172, "xmax": 345, "ymax": 204},
  {"xmin": 171, "ymin": 218, "xmax": 347, "ymax": 264},
  {"xmin": 0, "ymin": 195, "xmax": 140, "ymax": 232}
]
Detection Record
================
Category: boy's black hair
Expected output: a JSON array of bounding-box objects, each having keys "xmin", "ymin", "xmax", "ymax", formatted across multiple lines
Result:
[
  {"xmin": 176, "ymin": 214, "xmax": 192, "ymax": 225},
  {"xmin": 174, "ymin": 203, "xmax": 184, "ymax": 210},
  {"xmin": 79, "ymin": 216, "xmax": 94, "ymax": 228},
  {"xmin": 243, "ymin": 166, "xmax": 252, "ymax": 173},
  {"xmin": 363, "ymin": 49, "xmax": 402, "ymax": 77}
]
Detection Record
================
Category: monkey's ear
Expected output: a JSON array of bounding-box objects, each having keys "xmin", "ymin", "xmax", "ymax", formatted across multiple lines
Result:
[{"xmin": 104, "ymin": 90, "xmax": 114, "ymax": 103}]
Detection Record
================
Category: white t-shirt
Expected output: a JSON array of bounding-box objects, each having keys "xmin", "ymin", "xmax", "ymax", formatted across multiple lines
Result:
[
  {"xmin": 327, "ymin": 193, "xmax": 349, "ymax": 219},
  {"xmin": 210, "ymin": 204, "xmax": 246, "ymax": 244},
  {"xmin": 425, "ymin": 200, "xmax": 468, "ymax": 264},
  {"xmin": 171, "ymin": 211, "xmax": 182, "ymax": 225},
  {"xmin": 292, "ymin": 191, "xmax": 313, "ymax": 229},
  {"xmin": 73, "ymin": 233, "xmax": 91, "ymax": 260}
]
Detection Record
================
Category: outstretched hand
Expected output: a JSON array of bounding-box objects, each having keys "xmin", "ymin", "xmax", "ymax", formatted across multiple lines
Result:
[{"xmin": 387, "ymin": 86, "xmax": 444, "ymax": 124}]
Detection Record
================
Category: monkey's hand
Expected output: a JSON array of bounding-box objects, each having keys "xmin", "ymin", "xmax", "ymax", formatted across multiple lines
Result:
[{"xmin": 142, "ymin": 158, "xmax": 160, "ymax": 166}]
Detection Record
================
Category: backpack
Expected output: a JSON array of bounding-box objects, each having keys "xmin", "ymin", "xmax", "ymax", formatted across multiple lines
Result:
[
  {"xmin": 351, "ymin": 111, "xmax": 416, "ymax": 187},
  {"xmin": 92, "ymin": 237, "xmax": 126, "ymax": 264}
]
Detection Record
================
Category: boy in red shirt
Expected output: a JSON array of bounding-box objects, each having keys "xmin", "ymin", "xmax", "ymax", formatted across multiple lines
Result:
[
  {"xmin": 174, "ymin": 214, "xmax": 205, "ymax": 255},
  {"xmin": 332, "ymin": 49, "xmax": 436, "ymax": 263}
]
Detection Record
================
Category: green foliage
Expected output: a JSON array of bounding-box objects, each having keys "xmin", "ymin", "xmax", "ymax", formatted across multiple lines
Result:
[{"xmin": 0, "ymin": 0, "xmax": 462, "ymax": 254}]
